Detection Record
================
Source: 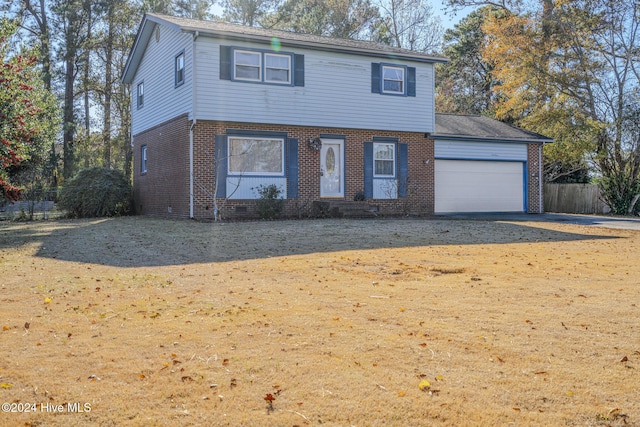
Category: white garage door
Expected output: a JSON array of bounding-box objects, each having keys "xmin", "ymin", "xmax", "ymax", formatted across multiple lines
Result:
[{"xmin": 435, "ymin": 160, "xmax": 524, "ymax": 213}]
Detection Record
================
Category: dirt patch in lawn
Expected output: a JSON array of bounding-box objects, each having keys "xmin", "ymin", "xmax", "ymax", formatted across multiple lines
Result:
[{"xmin": 0, "ymin": 217, "xmax": 639, "ymax": 426}]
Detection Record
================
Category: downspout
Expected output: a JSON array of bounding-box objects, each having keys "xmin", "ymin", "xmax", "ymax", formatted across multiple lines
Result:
[
  {"xmin": 189, "ymin": 30, "xmax": 199, "ymax": 219},
  {"xmin": 539, "ymin": 144, "xmax": 543, "ymax": 213}
]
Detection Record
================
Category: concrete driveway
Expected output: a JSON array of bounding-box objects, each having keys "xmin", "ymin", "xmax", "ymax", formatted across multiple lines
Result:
[{"xmin": 437, "ymin": 212, "xmax": 640, "ymax": 231}]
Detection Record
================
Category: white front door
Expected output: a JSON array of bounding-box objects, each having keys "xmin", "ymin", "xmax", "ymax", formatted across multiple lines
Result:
[{"xmin": 320, "ymin": 139, "xmax": 344, "ymax": 198}]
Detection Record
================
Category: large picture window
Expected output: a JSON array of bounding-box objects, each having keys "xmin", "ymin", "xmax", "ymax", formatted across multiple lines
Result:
[
  {"xmin": 374, "ymin": 142, "xmax": 395, "ymax": 177},
  {"xmin": 228, "ymin": 137, "xmax": 284, "ymax": 175}
]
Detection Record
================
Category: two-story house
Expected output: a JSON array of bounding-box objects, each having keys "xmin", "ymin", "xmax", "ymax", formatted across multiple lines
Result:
[{"xmin": 122, "ymin": 13, "xmax": 551, "ymax": 219}]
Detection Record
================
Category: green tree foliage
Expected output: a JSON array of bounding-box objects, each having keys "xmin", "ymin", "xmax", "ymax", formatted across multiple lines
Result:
[
  {"xmin": 479, "ymin": 0, "xmax": 640, "ymax": 210},
  {"xmin": 58, "ymin": 167, "xmax": 132, "ymax": 218},
  {"xmin": 436, "ymin": 6, "xmax": 500, "ymax": 115},
  {"xmin": 220, "ymin": 0, "xmax": 280, "ymax": 26},
  {"xmin": 0, "ymin": 18, "xmax": 59, "ymax": 202},
  {"xmin": 266, "ymin": 0, "xmax": 379, "ymax": 39}
]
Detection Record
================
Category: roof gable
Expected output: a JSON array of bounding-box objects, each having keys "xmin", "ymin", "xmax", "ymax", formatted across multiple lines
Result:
[{"xmin": 122, "ymin": 13, "xmax": 448, "ymax": 84}]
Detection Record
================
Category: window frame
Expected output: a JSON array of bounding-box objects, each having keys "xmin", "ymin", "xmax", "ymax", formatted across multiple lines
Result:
[
  {"xmin": 264, "ymin": 53, "xmax": 291, "ymax": 84},
  {"xmin": 175, "ymin": 51, "xmax": 185, "ymax": 87},
  {"xmin": 233, "ymin": 49, "xmax": 262, "ymax": 82},
  {"xmin": 381, "ymin": 64, "xmax": 406, "ymax": 95},
  {"xmin": 140, "ymin": 144, "xmax": 147, "ymax": 174},
  {"xmin": 136, "ymin": 81, "xmax": 144, "ymax": 109},
  {"xmin": 231, "ymin": 48, "xmax": 293, "ymax": 86},
  {"xmin": 227, "ymin": 136, "xmax": 285, "ymax": 177},
  {"xmin": 373, "ymin": 142, "xmax": 396, "ymax": 178}
]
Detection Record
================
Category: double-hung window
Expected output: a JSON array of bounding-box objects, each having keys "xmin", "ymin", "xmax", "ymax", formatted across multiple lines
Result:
[
  {"xmin": 136, "ymin": 82, "xmax": 144, "ymax": 108},
  {"xmin": 265, "ymin": 53, "xmax": 291, "ymax": 84},
  {"xmin": 175, "ymin": 52, "xmax": 185, "ymax": 86},
  {"xmin": 228, "ymin": 137, "xmax": 284, "ymax": 176},
  {"xmin": 382, "ymin": 65, "xmax": 405, "ymax": 94},
  {"xmin": 234, "ymin": 50, "xmax": 261, "ymax": 81},
  {"xmin": 233, "ymin": 49, "xmax": 292, "ymax": 85},
  {"xmin": 141, "ymin": 145, "xmax": 147, "ymax": 173},
  {"xmin": 374, "ymin": 142, "xmax": 395, "ymax": 177}
]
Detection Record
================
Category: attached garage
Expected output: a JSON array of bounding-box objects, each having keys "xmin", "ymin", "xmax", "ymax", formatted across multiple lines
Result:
[
  {"xmin": 433, "ymin": 114, "xmax": 553, "ymax": 214},
  {"xmin": 435, "ymin": 159, "xmax": 524, "ymax": 213}
]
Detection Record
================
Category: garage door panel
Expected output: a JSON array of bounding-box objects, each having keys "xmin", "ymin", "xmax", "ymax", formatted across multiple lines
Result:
[{"xmin": 435, "ymin": 160, "xmax": 524, "ymax": 213}]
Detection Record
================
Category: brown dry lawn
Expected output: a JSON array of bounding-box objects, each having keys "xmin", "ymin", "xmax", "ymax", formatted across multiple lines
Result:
[{"xmin": 0, "ymin": 216, "xmax": 639, "ymax": 427}]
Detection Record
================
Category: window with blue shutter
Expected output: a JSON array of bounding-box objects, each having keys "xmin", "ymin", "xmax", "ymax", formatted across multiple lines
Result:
[
  {"xmin": 371, "ymin": 63, "xmax": 416, "ymax": 97},
  {"xmin": 287, "ymin": 138, "xmax": 299, "ymax": 198},
  {"xmin": 364, "ymin": 141, "xmax": 374, "ymax": 198},
  {"xmin": 214, "ymin": 135, "xmax": 228, "ymax": 198},
  {"xmin": 398, "ymin": 143, "xmax": 409, "ymax": 197},
  {"xmin": 219, "ymin": 45, "xmax": 304, "ymax": 86}
]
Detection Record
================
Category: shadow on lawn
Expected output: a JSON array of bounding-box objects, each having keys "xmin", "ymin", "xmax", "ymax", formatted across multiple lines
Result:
[{"xmin": 0, "ymin": 216, "xmax": 620, "ymax": 267}]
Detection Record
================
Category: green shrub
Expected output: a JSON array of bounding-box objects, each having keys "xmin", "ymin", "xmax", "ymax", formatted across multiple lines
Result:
[
  {"xmin": 59, "ymin": 167, "xmax": 132, "ymax": 218},
  {"xmin": 254, "ymin": 184, "xmax": 284, "ymax": 219}
]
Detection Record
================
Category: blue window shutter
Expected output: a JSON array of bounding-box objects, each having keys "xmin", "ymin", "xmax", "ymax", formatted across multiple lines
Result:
[
  {"xmin": 287, "ymin": 138, "xmax": 299, "ymax": 198},
  {"xmin": 220, "ymin": 46, "xmax": 231, "ymax": 80},
  {"xmin": 294, "ymin": 54, "xmax": 304, "ymax": 87},
  {"xmin": 371, "ymin": 63, "xmax": 381, "ymax": 93},
  {"xmin": 407, "ymin": 67, "xmax": 416, "ymax": 97},
  {"xmin": 215, "ymin": 135, "xmax": 227, "ymax": 198},
  {"xmin": 398, "ymin": 143, "xmax": 409, "ymax": 197},
  {"xmin": 364, "ymin": 141, "xmax": 374, "ymax": 198}
]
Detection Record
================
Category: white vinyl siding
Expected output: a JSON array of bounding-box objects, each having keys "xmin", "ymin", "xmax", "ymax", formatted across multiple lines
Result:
[
  {"xmin": 131, "ymin": 25, "xmax": 192, "ymax": 136},
  {"xmin": 196, "ymin": 38, "xmax": 435, "ymax": 133},
  {"xmin": 435, "ymin": 140, "xmax": 528, "ymax": 161}
]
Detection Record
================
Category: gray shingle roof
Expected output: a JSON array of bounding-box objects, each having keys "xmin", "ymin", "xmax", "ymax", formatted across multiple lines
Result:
[
  {"xmin": 147, "ymin": 13, "xmax": 447, "ymax": 63},
  {"xmin": 434, "ymin": 113, "xmax": 553, "ymax": 143}
]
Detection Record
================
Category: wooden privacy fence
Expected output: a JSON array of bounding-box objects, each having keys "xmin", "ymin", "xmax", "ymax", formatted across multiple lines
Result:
[{"xmin": 544, "ymin": 183, "xmax": 610, "ymax": 214}]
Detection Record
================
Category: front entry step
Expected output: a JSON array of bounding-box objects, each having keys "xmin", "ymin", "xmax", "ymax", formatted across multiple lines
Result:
[{"xmin": 312, "ymin": 200, "xmax": 377, "ymax": 218}]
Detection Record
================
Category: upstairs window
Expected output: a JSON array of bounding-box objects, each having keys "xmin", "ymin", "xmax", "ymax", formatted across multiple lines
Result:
[
  {"xmin": 371, "ymin": 63, "xmax": 416, "ymax": 96},
  {"xmin": 175, "ymin": 51, "xmax": 185, "ymax": 86},
  {"xmin": 234, "ymin": 50, "xmax": 261, "ymax": 81},
  {"xmin": 221, "ymin": 46, "xmax": 304, "ymax": 86},
  {"xmin": 265, "ymin": 53, "xmax": 291, "ymax": 84},
  {"xmin": 137, "ymin": 82, "xmax": 144, "ymax": 108},
  {"xmin": 382, "ymin": 65, "xmax": 405, "ymax": 94}
]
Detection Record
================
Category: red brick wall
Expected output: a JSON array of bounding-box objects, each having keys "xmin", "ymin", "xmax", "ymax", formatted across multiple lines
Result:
[
  {"xmin": 191, "ymin": 120, "xmax": 435, "ymax": 220},
  {"xmin": 527, "ymin": 143, "xmax": 544, "ymax": 213},
  {"xmin": 132, "ymin": 114, "xmax": 191, "ymax": 218},
  {"xmin": 133, "ymin": 116, "xmax": 544, "ymax": 218}
]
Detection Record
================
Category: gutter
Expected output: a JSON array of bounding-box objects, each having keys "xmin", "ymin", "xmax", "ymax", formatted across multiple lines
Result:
[{"xmin": 189, "ymin": 30, "xmax": 199, "ymax": 219}]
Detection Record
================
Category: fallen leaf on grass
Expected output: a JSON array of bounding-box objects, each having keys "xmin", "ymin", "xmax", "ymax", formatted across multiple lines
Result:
[
  {"xmin": 1, "ymin": 383, "xmax": 12, "ymax": 389},
  {"xmin": 2, "ymin": 326, "xmax": 9, "ymax": 331},
  {"xmin": 44, "ymin": 297, "xmax": 52, "ymax": 304},
  {"xmin": 418, "ymin": 380, "xmax": 431, "ymax": 391},
  {"xmin": 397, "ymin": 391, "xmax": 406, "ymax": 397},
  {"xmin": 620, "ymin": 356, "xmax": 628, "ymax": 363}
]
